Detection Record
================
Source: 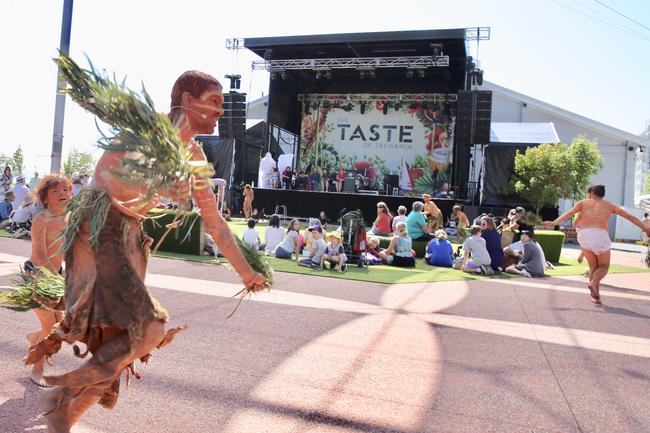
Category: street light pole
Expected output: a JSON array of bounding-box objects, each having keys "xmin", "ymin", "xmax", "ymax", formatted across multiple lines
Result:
[{"xmin": 50, "ymin": 0, "xmax": 74, "ymax": 174}]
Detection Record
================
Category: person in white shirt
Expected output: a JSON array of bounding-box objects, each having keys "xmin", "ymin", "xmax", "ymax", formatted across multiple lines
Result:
[
  {"xmin": 10, "ymin": 192, "xmax": 36, "ymax": 236},
  {"xmin": 264, "ymin": 214, "xmax": 285, "ymax": 254},
  {"xmin": 460, "ymin": 225, "xmax": 493, "ymax": 275},
  {"xmin": 242, "ymin": 218, "xmax": 261, "ymax": 250},
  {"xmin": 12, "ymin": 175, "xmax": 30, "ymax": 208},
  {"xmin": 392, "ymin": 205, "xmax": 407, "ymax": 232}
]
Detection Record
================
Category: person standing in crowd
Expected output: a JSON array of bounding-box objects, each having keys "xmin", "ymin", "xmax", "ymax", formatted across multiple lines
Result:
[
  {"xmin": 274, "ymin": 218, "xmax": 302, "ymax": 260},
  {"xmin": 392, "ymin": 205, "xmax": 407, "ymax": 232},
  {"xmin": 1, "ymin": 165, "xmax": 13, "ymax": 193},
  {"xmin": 336, "ymin": 167, "xmax": 345, "ymax": 192},
  {"xmin": 270, "ymin": 167, "xmax": 280, "ymax": 189},
  {"xmin": 451, "ymin": 205, "xmax": 470, "ymax": 241},
  {"xmin": 321, "ymin": 168, "xmax": 330, "ymax": 192},
  {"xmin": 12, "ymin": 175, "xmax": 30, "ymax": 208},
  {"xmin": 282, "ymin": 166, "xmax": 292, "ymax": 190},
  {"xmin": 422, "ymin": 193, "xmax": 443, "ymax": 232},
  {"xmin": 425, "ymin": 229, "xmax": 454, "ymax": 267},
  {"xmin": 505, "ymin": 230, "xmax": 545, "ymax": 278},
  {"xmin": 406, "ymin": 201, "xmax": 433, "ymax": 242},
  {"xmin": 242, "ymin": 184, "xmax": 254, "ymax": 218},
  {"xmin": 546, "ymin": 184, "xmax": 650, "ymax": 303},
  {"xmin": 0, "ymin": 190, "xmax": 15, "ymax": 228},
  {"xmin": 481, "ymin": 216, "xmax": 504, "ymax": 272},
  {"xmin": 29, "ymin": 171, "xmax": 41, "ymax": 189},
  {"xmin": 369, "ymin": 201, "xmax": 393, "ymax": 236},
  {"xmin": 380, "ymin": 221, "xmax": 415, "ymax": 267},
  {"xmin": 264, "ymin": 214, "xmax": 285, "ymax": 254},
  {"xmin": 460, "ymin": 224, "xmax": 493, "ymax": 275}
]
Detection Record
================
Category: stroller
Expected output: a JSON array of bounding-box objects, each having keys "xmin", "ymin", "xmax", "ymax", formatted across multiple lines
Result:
[{"xmin": 338, "ymin": 209, "xmax": 366, "ymax": 267}]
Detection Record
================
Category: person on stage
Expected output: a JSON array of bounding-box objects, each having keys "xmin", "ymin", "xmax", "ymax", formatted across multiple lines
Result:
[
  {"xmin": 336, "ymin": 167, "xmax": 345, "ymax": 192},
  {"xmin": 545, "ymin": 184, "xmax": 650, "ymax": 303},
  {"xmin": 26, "ymin": 64, "xmax": 267, "ymax": 433}
]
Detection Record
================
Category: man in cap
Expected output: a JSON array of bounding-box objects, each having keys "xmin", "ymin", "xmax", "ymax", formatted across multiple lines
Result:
[{"xmin": 12, "ymin": 174, "xmax": 30, "ymax": 208}]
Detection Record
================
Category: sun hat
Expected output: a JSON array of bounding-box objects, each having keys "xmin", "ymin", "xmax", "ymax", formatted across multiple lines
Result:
[
  {"xmin": 307, "ymin": 224, "xmax": 323, "ymax": 233},
  {"xmin": 327, "ymin": 231, "xmax": 341, "ymax": 241},
  {"xmin": 16, "ymin": 175, "xmax": 26, "ymax": 182}
]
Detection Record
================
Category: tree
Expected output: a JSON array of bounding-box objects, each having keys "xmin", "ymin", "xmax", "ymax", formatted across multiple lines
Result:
[
  {"xmin": 510, "ymin": 143, "xmax": 574, "ymax": 215},
  {"xmin": 63, "ymin": 148, "xmax": 96, "ymax": 176},
  {"xmin": 12, "ymin": 146, "xmax": 25, "ymax": 175},
  {"xmin": 0, "ymin": 154, "xmax": 13, "ymax": 170},
  {"xmin": 564, "ymin": 135, "xmax": 603, "ymax": 201}
]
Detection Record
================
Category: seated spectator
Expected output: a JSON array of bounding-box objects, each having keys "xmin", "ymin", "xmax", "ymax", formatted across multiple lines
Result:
[
  {"xmin": 434, "ymin": 182, "xmax": 451, "ymax": 198},
  {"xmin": 363, "ymin": 236, "xmax": 385, "ymax": 265},
  {"xmin": 298, "ymin": 224, "xmax": 327, "ymax": 268},
  {"xmin": 302, "ymin": 218, "xmax": 320, "ymax": 256},
  {"xmin": 12, "ymin": 175, "xmax": 30, "ymax": 208},
  {"xmin": 308, "ymin": 169, "xmax": 321, "ymax": 191},
  {"xmin": 0, "ymin": 190, "xmax": 15, "ymax": 229},
  {"xmin": 380, "ymin": 222, "xmax": 415, "ymax": 267},
  {"xmin": 274, "ymin": 218, "xmax": 302, "ymax": 260},
  {"xmin": 392, "ymin": 205, "xmax": 407, "ymax": 232},
  {"xmin": 505, "ymin": 230, "xmax": 545, "ymax": 278},
  {"xmin": 242, "ymin": 218, "xmax": 261, "ymax": 250},
  {"xmin": 425, "ymin": 229, "xmax": 454, "ymax": 267},
  {"xmin": 369, "ymin": 201, "xmax": 393, "ymax": 236},
  {"xmin": 321, "ymin": 231, "xmax": 347, "ymax": 272},
  {"xmin": 480, "ymin": 216, "xmax": 504, "ymax": 271},
  {"xmin": 321, "ymin": 168, "xmax": 330, "ymax": 192},
  {"xmin": 10, "ymin": 192, "xmax": 36, "ymax": 238},
  {"xmin": 318, "ymin": 210, "xmax": 329, "ymax": 230},
  {"xmin": 406, "ymin": 201, "xmax": 433, "ymax": 242},
  {"xmin": 460, "ymin": 225, "xmax": 493, "ymax": 275},
  {"xmin": 222, "ymin": 202, "xmax": 232, "ymax": 221},
  {"xmin": 264, "ymin": 214, "xmax": 285, "ymax": 254}
]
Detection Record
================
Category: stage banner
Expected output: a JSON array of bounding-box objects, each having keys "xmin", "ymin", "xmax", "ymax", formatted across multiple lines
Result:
[{"xmin": 299, "ymin": 95, "xmax": 454, "ymax": 194}]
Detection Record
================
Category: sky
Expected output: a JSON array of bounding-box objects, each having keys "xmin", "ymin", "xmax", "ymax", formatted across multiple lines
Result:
[{"xmin": 1, "ymin": 0, "xmax": 649, "ymax": 177}]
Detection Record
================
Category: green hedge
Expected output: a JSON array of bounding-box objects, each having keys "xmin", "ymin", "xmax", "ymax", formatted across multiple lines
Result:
[
  {"xmin": 533, "ymin": 229, "xmax": 565, "ymax": 264},
  {"xmin": 143, "ymin": 209, "xmax": 202, "ymax": 255}
]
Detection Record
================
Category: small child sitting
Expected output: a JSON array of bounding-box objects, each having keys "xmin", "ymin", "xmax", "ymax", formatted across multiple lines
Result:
[
  {"xmin": 321, "ymin": 231, "xmax": 347, "ymax": 272},
  {"xmin": 299, "ymin": 225, "xmax": 327, "ymax": 268},
  {"xmin": 363, "ymin": 235, "xmax": 385, "ymax": 265},
  {"xmin": 242, "ymin": 218, "xmax": 261, "ymax": 250}
]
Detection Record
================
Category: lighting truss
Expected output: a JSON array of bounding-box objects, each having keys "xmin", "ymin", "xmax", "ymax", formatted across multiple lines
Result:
[
  {"xmin": 225, "ymin": 38, "xmax": 245, "ymax": 50},
  {"xmin": 252, "ymin": 55, "xmax": 450, "ymax": 72},
  {"xmin": 298, "ymin": 93, "xmax": 457, "ymax": 104},
  {"xmin": 464, "ymin": 27, "xmax": 491, "ymax": 41}
]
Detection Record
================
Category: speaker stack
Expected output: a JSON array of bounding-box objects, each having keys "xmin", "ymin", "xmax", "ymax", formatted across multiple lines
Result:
[
  {"xmin": 455, "ymin": 90, "xmax": 492, "ymax": 146},
  {"xmin": 218, "ymin": 92, "xmax": 247, "ymax": 139}
]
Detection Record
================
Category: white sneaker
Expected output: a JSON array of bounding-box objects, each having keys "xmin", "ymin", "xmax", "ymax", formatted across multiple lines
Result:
[{"xmin": 521, "ymin": 269, "xmax": 532, "ymax": 278}]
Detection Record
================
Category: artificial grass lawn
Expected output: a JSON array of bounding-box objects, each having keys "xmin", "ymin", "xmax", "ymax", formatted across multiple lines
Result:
[{"xmin": 3, "ymin": 222, "xmax": 647, "ymax": 285}]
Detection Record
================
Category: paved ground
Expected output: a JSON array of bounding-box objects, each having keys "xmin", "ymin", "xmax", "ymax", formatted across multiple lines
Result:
[{"xmin": 0, "ymin": 236, "xmax": 649, "ymax": 433}]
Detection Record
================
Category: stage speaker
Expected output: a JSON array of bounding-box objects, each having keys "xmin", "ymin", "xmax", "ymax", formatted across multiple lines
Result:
[
  {"xmin": 218, "ymin": 92, "xmax": 246, "ymax": 139},
  {"xmin": 455, "ymin": 90, "xmax": 492, "ymax": 145},
  {"xmin": 343, "ymin": 178, "xmax": 356, "ymax": 193}
]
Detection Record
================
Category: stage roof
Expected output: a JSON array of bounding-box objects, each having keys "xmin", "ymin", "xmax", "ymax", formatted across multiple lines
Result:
[
  {"xmin": 489, "ymin": 122, "xmax": 560, "ymax": 146},
  {"xmin": 244, "ymin": 28, "xmax": 468, "ymax": 60}
]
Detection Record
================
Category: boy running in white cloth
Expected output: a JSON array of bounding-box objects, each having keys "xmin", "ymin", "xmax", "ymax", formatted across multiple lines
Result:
[{"xmin": 546, "ymin": 184, "xmax": 650, "ymax": 304}]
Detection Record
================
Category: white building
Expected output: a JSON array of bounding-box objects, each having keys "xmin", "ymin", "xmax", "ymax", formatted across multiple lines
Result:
[{"xmin": 482, "ymin": 81, "xmax": 648, "ymax": 240}]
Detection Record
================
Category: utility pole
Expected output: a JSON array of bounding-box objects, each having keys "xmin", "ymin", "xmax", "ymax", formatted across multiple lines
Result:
[{"xmin": 50, "ymin": 0, "xmax": 74, "ymax": 174}]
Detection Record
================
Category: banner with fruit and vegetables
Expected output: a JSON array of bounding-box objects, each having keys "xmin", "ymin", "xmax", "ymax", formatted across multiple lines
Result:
[{"xmin": 299, "ymin": 94, "xmax": 455, "ymax": 194}]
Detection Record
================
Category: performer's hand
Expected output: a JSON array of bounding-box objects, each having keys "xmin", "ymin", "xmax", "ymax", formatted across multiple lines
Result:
[
  {"xmin": 244, "ymin": 272, "xmax": 268, "ymax": 293},
  {"xmin": 644, "ymin": 228, "xmax": 650, "ymax": 237},
  {"xmin": 543, "ymin": 221, "xmax": 555, "ymax": 228}
]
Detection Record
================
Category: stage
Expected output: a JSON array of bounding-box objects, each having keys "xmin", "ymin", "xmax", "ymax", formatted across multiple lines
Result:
[{"xmin": 252, "ymin": 188, "xmax": 457, "ymax": 223}]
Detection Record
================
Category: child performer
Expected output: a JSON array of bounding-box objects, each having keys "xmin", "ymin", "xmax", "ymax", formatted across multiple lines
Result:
[
  {"xmin": 321, "ymin": 231, "xmax": 347, "ymax": 272},
  {"xmin": 242, "ymin": 184, "xmax": 254, "ymax": 219},
  {"xmin": 26, "ymin": 174, "xmax": 72, "ymax": 385}
]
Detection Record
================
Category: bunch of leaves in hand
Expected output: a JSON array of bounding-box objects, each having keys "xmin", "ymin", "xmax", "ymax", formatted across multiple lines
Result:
[
  {"xmin": 0, "ymin": 268, "xmax": 65, "ymax": 312},
  {"xmin": 54, "ymin": 53, "xmax": 214, "ymax": 210}
]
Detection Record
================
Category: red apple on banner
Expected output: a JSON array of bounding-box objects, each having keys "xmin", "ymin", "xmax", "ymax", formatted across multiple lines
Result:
[{"xmin": 355, "ymin": 161, "xmax": 376, "ymax": 183}]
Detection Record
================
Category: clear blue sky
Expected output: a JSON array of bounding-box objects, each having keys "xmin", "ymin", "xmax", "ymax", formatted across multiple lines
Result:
[{"xmin": 1, "ymin": 0, "xmax": 649, "ymax": 176}]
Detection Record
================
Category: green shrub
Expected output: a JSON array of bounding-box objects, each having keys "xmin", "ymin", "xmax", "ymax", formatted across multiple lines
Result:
[
  {"xmin": 143, "ymin": 209, "xmax": 202, "ymax": 255},
  {"xmin": 534, "ymin": 230, "xmax": 565, "ymax": 264}
]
